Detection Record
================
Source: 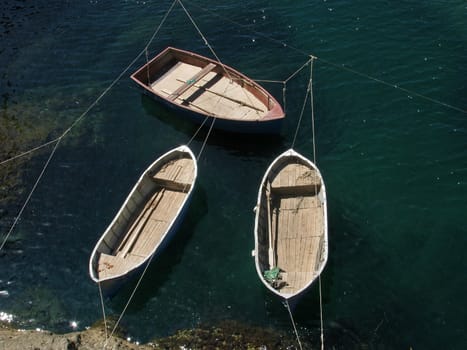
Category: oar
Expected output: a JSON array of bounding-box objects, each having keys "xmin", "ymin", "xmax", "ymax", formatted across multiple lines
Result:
[
  {"xmin": 266, "ymin": 180, "xmax": 275, "ymax": 269},
  {"xmin": 174, "ymin": 78, "xmax": 265, "ymax": 112}
]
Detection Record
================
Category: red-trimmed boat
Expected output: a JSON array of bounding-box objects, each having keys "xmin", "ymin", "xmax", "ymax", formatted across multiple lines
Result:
[{"xmin": 131, "ymin": 47, "xmax": 285, "ymax": 134}]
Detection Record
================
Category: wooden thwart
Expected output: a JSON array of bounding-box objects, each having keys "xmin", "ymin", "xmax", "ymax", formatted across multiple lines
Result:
[
  {"xmin": 168, "ymin": 63, "xmax": 216, "ymax": 101},
  {"xmin": 152, "ymin": 176, "xmax": 191, "ymax": 192},
  {"xmin": 89, "ymin": 145, "xmax": 197, "ymax": 296},
  {"xmin": 271, "ymin": 183, "xmax": 321, "ymax": 196},
  {"xmin": 254, "ymin": 149, "xmax": 327, "ymax": 301}
]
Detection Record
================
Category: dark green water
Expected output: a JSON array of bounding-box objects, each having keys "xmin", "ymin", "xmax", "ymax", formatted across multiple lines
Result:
[{"xmin": 1, "ymin": 0, "xmax": 466, "ymax": 348}]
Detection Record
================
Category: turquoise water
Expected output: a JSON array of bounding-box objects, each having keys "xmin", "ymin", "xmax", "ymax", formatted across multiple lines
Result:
[{"xmin": 1, "ymin": 0, "xmax": 466, "ymax": 348}]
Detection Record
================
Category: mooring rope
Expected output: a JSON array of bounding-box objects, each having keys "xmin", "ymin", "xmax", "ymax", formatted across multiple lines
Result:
[
  {"xmin": 181, "ymin": 0, "xmax": 467, "ymax": 116},
  {"xmin": 185, "ymin": 113, "xmax": 217, "ymax": 162},
  {"xmin": 97, "ymin": 282, "xmax": 109, "ymax": 341},
  {"xmin": 285, "ymin": 299, "xmax": 303, "ymax": 350},
  {"xmin": 0, "ymin": 139, "xmax": 58, "ymax": 166},
  {"xmin": 0, "ymin": 138, "xmax": 62, "ymax": 251},
  {"xmin": 101, "ymin": 253, "xmax": 155, "ymax": 350},
  {"xmin": 309, "ymin": 57, "xmax": 317, "ymax": 165},
  {"xmin": 177, "ymin": 0, "xmax": 260, "ymax": 113},
  {"xmin": 318, "ymin": 275, "xmax": 325, "ymax": 350},
  {"xmin": 196, "ymin": 115, "xmax": 216, "ymax": 162},
  {"xmin": 309, "ymin": 56, "xmax": 326, "ymax": 350},
  {"xmin": 143, "ymin": 0, "xmax": 177, "ymax": 72},
  {"xmin": 177, "ymin": 0, "xmax": 222, "ymax": 67},
  {"xmin": 0, "ymin": 1, "xmax": 178, "ymax": 168},
  {"xmin": 312, "ymin": 56, "xmax": 325, "ymax": 350},
  {"xmin": 0, "ymin": 0, "xmax": 179, "ymax": 250},
  {"xmin": 2, "ymin": 1, "xmax": 465, "ymax": 167},
  {"xmin": 291, "ymin": 57, "xmax": 314, "ymax": 149},
  {"xmin": 145, "ymin": 0, "xmax": 177, "ymax": 52},
  {"xmin": 98, "ymin": 112, "xmax": 215, "ymax": 349}
]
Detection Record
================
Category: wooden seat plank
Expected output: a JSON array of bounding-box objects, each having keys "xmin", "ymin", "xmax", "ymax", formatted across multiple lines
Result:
[{"xmin": 168, "ymin": 63, "xmax": 216, "ymax": 101}]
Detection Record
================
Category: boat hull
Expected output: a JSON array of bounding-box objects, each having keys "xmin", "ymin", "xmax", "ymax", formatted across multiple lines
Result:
[
  {"xmin": 253, "ymin": 148, "xmax": 328, "ymax": 303},
  {"xmin": 89, "ymin": 145, "xmax": 197, "ymax": 297},
  {"xmin": 141, "ymin": 88, "xmax": 283, "ymax": 134},
  {"xmin": 94, "ymin": 193, "xmax": 194, "ymax": 297},
  {"xmin": 131, "ymin": 47, "xmax": 285, "ymax": 134}
]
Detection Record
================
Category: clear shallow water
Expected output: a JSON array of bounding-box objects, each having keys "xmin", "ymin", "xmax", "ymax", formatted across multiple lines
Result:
[{"xmin": 1, "ymin": 0, "xmax": 466, "ymax": 348}]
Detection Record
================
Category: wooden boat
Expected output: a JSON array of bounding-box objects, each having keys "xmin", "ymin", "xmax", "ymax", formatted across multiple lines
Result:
[
  {"xmin": 131, "ymin": 47, "xmax": 285, "ymax": 134},
  {"xmin": 253, "ymin": 148, "xmax": 328, "ymax": 304},
  {"xmin": 89, "ymin": 145, "xmax": 197, "ymax": 296}
]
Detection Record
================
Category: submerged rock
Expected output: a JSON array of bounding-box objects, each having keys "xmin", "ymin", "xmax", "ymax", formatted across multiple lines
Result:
[
  {"xmin": 152, "ymin": 320, "xmax": 309, "ymax": 349},
  {"xmin": 0, "ymin": 319, "xmax": 312, "ymax": 349}
]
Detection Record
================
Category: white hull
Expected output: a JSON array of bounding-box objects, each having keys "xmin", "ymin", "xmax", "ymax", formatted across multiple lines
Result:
[
  {"xmin": 89, "ymin": 145, "xmax": 197, "ymax": 296},
  {"xmin": 253, "ymin": 148, "xmax": 328, "ymax": 302}
]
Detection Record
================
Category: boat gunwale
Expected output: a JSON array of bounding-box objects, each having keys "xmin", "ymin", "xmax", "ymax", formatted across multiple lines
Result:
[
  {"xmin": 88, "ymin": 145, "xmax": 197, "ymax": 284},
  {"xmin": 253, "ymin": 148, "xmax": 328, "ymax": 300},
  {"xmin": 130, "ymin": 46, "xmax": 285, "ymax": 123}
]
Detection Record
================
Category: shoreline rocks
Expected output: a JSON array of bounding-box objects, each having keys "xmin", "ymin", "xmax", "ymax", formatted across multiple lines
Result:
[{"xmin": 0, "ymin": 320, "xmax": 309, "ymax": 349}]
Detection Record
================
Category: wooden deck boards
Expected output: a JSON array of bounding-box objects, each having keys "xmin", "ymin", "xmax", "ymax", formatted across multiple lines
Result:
[
  {"xmin": 97, "ymin": 155, "xmax": 195, "ymax": 280},
  {"xmin": 269, "ymin": 186, "xmax": 324, "ymax": 294},
  {"xmin": 271, "ymin": 162, "xmax": 321, "ymax": 189},
  {"xmin": 151, "ymin": 61, "xmax": 266, "ymax": 120},
  {"xmin": 168, "ymin": 63, "xmax": 216, "ymax": 101},
  {"xmin": 153, "ymin": 156, "xmax": 195, "ymax": 186},
  {"xmin": 98, "ymin": 189, "xmax": 186, "ymax": 277},
  {"xmin": 97, "ymin": 252, "xmax": 144, "ymax": 280}
]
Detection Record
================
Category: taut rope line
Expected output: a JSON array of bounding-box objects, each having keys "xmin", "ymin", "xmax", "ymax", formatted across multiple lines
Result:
[
  {"xmin": 144, "ymin": 0, "xmax": 177, "ymax": 52},
  {"xmin": 0, "ymin": 139, "xmax": 57, "ymax": 166},
  {"xmin": 319, "ymin": 276, "xmax": 325, "ymax": 350},
  {"xmin": 101, "ymin": 253, "xmax": 155, "ymax": 350},
  {"xmin": 2, "ymin": 1, "xmax": 466, "ymax": 167},
  {"xmin": 196, "ymin": 115, "xmax": 216, "ymax": 162},
  {"xmin": 285, "ymin": 299, "xmax": 303, "ymax": 350},
  {"xmin": 185, "ymin": 113, "xmax": 217, "ymax": 162},
  {"xmin": 0, "ymin": 0, "xmax": 178, "ymax": 167},
  {"xmin": 177, "ymin": 0, "xmax": 223, "ymax": 67},
  {"xmin": 0, "ymin": 139, "xmax": 62, "ymax": 251},
  {"xmin": 98, "ymin": 283, "xmax": 109, "ymax": 341},
  {"xmin": 309, "ymin": 56, "xmax": 325, "ymax": 350},
  {"xmin": 186, "ymin": 115, "xmax": 212, "ymax": 148},
  {"xmin": 291, "ymin": 57, "xmax": 314, "ymax": 149},
  {"xmin": 0, "ymin": 0, "xmax": 178, "ymax": 250},
  {"xmin": 309, "ymin": 57, "xmax": 317, "ymax": 165},
  {"xmin": 144, "ymin": 0, "xmax": 178, "ymax": 75},
  {"xmin": 177, "ymin": 0, "xmax": 259, "ymax": 111},
  {"xmin": 182, "ymin": 0, "xmax": 467, "ymax": 116}
]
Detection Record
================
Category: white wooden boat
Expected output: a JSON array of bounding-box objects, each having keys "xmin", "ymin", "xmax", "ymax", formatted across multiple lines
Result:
[
  {"xmin": 253, "ymin": 148, "xmax": 328, "ymax": 304},
  {"xmin": 131, "ymin": 47, "xmax": 285, "ymax": 134},
  {"xmin": 89, "ymin": 145, "xmax": 197, "ymax": 296}
]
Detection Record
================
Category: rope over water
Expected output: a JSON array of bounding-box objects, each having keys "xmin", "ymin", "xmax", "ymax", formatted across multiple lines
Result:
[
  {"xmin": 286, "ymin": 54, "xmax": 326, "ymax": 350},
  {"xmin": 181, "ymin": 0, "xmax": 467, "ymax": 115},
  {"xmin": 285, "ymin": 299, "xmax": 303, "ymax": 350},
  {"xmin": 97, "ymin": 283, "xmax": 108, "ymax": 341},
  {"xmin": 0, "ymin": 1, "xmax": 459, "ymax": 348},
  {"xmin": 0, "ymin": 139, "xmax": 62, "ymax": 251},
  {"xmin": 2, "ymin": 0, "xmax": 464, "ymax": 167},
  {"xmin": 319, "ymin": 275, "xmax": 325, "ymax": 350},
  {"xmin": 291, "ymin": 56, "xmax": 314, "ymax": 149}
]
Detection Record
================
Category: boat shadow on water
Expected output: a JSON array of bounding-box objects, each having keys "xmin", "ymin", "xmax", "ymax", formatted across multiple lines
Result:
[
  {"xmin": 140, "ymin": 94, "xmax": 287, "ymax": 156},
  {"xmin": 108, "ymin": 183, "xmax": 208, "ymax": 311},
  {"xmin": 255, "ymin": 196, "xmax": 374, "ymax": 349}
]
